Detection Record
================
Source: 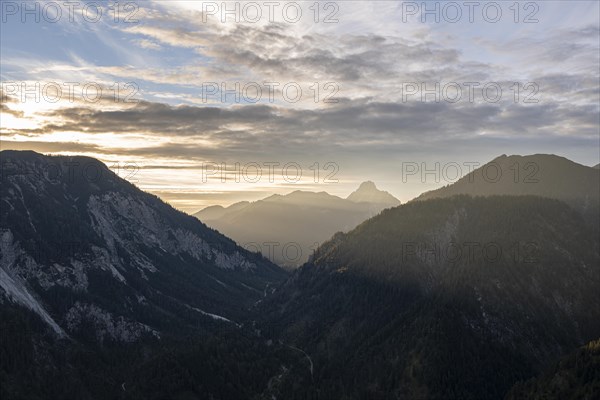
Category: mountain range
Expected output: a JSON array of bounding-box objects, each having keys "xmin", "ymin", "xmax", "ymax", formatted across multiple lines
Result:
[
  {"xmin": 1, "ymin": 150, "xmax": 599, "ymax": 399},
  {"xmin": 194, "ymin": 181, "xmax": 400, "ymax": 268}
]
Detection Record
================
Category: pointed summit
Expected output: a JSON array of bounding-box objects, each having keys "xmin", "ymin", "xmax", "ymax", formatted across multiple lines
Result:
[
  {"xmin": 357, "ymin": 181, "xmax": 378, "ymax": 191},
  {"xmin": 347, "ymin": 181, "xmax": 401, "ymax": 206}
]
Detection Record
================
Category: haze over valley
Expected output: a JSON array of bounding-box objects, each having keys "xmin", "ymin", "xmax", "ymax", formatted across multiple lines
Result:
[{"xmin": 194, "ymin": 181, "xmax": 400, "ymax": 267}]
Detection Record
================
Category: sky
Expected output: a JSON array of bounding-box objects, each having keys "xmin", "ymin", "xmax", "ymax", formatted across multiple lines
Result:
[{"xmin": 1, "ymin": 0, "xmax": 599, "ymax": 213}]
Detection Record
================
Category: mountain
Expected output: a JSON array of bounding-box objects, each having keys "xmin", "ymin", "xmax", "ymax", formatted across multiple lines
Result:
[
  {"xmin": 346, "ymin": 181, "xmax": 400, "ymax": 206},
  {"xmin": 0, "ymin": 150, "xmax": 297, "ymax": 399},
  {"xmin": 194, "ymin": 183, "xmax": 400, "ymax": 268},
  {"xmin": 196, "ymin": 201, "xmax": 250, "ymax": 221},
  {"xmin": 594, "ymin": 163, "xmax": 600, "ymax": 169},
  {"xmin": 257, "ymin": 195, "xmax": 600, "ymax": 399},
  {"xmin": 414, "ymin": 154, "xmax": 599, "ymax": 213},
  {"xmin": 0, "ymin": 150, "xmax": 286, "ymax": 330},
  {"xmin": 506, "ymin": 338, "xmax": 600, "ymax": 400},
  {"xmin": 3, "ymin": 150, "xmax": 598, "ymax": 398}
]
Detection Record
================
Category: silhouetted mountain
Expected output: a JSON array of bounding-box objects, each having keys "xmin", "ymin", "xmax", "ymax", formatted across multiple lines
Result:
[
  {"xmin": 194, "ymin": 183, "xmax": 400, "ymax": 268},
  {"xmin": 257, "ymin": 195, "xmax": 600, "ymax": 399},
  {"xmin": 0, "ymin": 150, "xmax": 298, "ymax": 399},
  {"xmin": 506, "ymin": 338, "xmax": 600, "ymax": 400},
  {"xmin": 415, "ymin": 154, "xmax": 599, "ymax": 216},
  {"xmin": 346, "ymin": 181, "xmax": 400, "ymax": 206},
  {"xmin": 196, "ymin": 201, "xmax": 250, "ymax": 221}
]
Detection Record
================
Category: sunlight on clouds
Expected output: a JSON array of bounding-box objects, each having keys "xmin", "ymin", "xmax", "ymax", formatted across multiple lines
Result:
[
  {"xmin": 122, "ymin": 164, "xmax": 356, "ymax": 213},
  {"xmin": 1, "ymin": 0, "xmax": 598, "ymax": 213},
  {"xmin": 0, "ymin": 113, "xmax": 36, "ymax": 131}
]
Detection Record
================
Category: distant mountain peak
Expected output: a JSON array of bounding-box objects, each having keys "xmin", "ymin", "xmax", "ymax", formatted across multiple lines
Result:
[
  {"xmin": 193, "ymin": 184, "xmax": 401, "ymax": 267},
  {"xmin": 357, "ymin": 181, "xmax": 377, "ymax": 191},
  {"xmin": 347, "ymin": 181, "xmax": 400, "ymax": 205}
]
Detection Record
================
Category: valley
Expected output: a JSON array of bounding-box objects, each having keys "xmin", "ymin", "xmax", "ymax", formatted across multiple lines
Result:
[{"xmin": 1, "ymin": 150, "xmax": 598, "ymax": 399}]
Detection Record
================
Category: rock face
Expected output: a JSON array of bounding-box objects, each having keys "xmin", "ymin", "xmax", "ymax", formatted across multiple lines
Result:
[
  {"xmin": 0, "ymin": 150, "xmax": 287, "ymax": 341},
  {"xmin": 257, "ymin": 195, "xmax": 600, "ymax": 399},
  {"xmin": 194, "ymin": 182, "xmax": 400, "ymax": 268}
]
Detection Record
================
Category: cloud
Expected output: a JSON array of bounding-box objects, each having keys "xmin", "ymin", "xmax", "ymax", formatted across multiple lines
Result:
[
  {"xmin": 132, "ymin": 39, "xmax": 162, "ymax": 50},
  {"xmin": 0, "ymin": 140, "xmax": 103, "ymax": 154},
  {"xmin": 0, "ymin": 90, "xmax": 24, "ymax": 117},
  {"xmin": 2, "ymin": 0, "xmax": 598, "ymax": 207},
  {"xmin": 6, "ymin": 93, "xmax": 596, "ymax": 164}
]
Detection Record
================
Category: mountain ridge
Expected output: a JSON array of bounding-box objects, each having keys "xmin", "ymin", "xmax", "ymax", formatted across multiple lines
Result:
[
  {"xmin": 194, "ymin": 182, "xmax": 401, "ymax": 268},
  {"xmin": 0, "ymin": 150, "xmax": 287, "ymax": 337},
  {"xmin": 258, "ymin": 194, "xmax": 600, "ymax": 399},
  {"xmin": 414, "ymin": 154, "xmax": 599, "ymax": 204}
]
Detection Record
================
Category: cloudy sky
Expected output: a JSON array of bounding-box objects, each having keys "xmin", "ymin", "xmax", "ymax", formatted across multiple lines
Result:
[{"xmin": 1, "ymin": 0, "xmax": 599, "ymax": 212}]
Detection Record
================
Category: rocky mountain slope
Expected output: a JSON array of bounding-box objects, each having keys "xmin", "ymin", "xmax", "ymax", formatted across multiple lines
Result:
[
  {"xmin": 0, "ymin": 150, "xmax": 296, "ymax": 399},
  {"xmin": 0, "ymin": 150, "xmax": 286, "ymax": 335}
]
